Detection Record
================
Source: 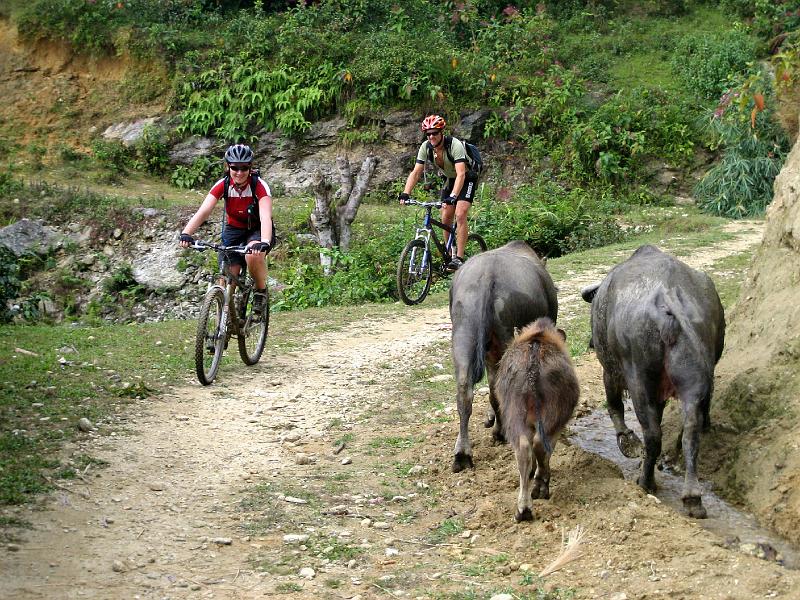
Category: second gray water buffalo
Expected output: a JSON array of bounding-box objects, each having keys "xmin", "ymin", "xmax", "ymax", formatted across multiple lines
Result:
[
  {"xmin": 582, "ymin": 245, "xmax": 725, "ymax": 518},
  {"xmin": 449, "ymin": 241, "xmax": 558, "ymax": 472}
]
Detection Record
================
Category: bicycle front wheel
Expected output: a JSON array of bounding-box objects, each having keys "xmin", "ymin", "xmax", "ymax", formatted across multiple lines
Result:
[
  {"xmin": 397, "ymin": 239, "xmax": 432, "ymax": 305},
  {"xmin": 237, "ymin": 287, "xmax": 268, "ymax": 365},
  {"xmin": 463, "ymin": 233, "xmax": 488, "ymax": 262},
  {"xmin": 195, "ymin": 287, "xmax": 226, "ymax": 385}
]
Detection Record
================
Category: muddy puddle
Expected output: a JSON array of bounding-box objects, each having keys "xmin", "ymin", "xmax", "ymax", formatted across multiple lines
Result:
[{"xmin": 569, "ymin": 401, "xmax": 800, "ymax": 569}]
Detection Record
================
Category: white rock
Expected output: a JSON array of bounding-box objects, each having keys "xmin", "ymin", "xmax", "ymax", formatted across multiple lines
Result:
[
  {"xmin": 283, "ymin": 534, "xmax": 310, "ymax": 544},
  {"xmin": 299, "ymin": 567, "xmax": 316, "ymax": 579},
  {"xmin": 211, "ymin": 537, "xmax": 232, "ymax": 545},
  {"xmin": 489, "ymin": 595, "xmax": 514, "ymax": 600}
]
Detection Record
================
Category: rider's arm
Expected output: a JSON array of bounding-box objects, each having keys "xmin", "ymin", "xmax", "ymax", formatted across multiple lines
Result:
[
  {"xmin": 182, "ymin": 192, "xmax": 219, "ymax": 238},
  {"xmin": 258, "ymin": 194, "xmax": 273, "ymax": 246},
  {"xmin": 449, "ymin": 161, "xmax": 467, "ymax": 199},
  {"xmin": 402, "ymin": 162, "xmax": 425, "ymax": 196}
]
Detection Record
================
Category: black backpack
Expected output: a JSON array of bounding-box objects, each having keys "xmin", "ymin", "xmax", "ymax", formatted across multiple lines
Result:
[{"xmin": 426, "ymin": 135, "xmax": 484, "ymax": 179}]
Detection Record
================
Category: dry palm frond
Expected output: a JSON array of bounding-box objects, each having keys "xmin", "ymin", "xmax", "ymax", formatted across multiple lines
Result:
[{"xmin": 539, "ymin": 525, "xmax": 587, "ymax": 577}]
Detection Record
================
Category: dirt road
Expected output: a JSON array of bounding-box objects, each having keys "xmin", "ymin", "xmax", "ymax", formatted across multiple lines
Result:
[{"xmin": 4, "ymin": 221, "xmax": 797, "ymax": 600}]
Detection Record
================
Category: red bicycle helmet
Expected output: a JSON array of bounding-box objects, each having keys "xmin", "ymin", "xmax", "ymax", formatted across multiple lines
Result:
[{"xmin": 420, "ymin": 115, "xmax": 446, "ymax": 132}]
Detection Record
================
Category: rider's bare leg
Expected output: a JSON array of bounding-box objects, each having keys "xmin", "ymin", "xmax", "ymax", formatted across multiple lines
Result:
[
  {"xmin": 454, "ymin": 202, "xmax": 470, "ymax": 258},
  {"xmin": 245, "ymin": 254, "xmax": 268, "ymax": 290},
  {"xmin": 441, "ymin": 203, "xmax": 456, "ymax": 257}
]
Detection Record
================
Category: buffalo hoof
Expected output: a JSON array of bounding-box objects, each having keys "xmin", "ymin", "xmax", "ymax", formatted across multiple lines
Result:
[
  {"xmin": 531, "ymin": 480, "xmax": 550, "ymax": 500},
  {"xmin": 636, "ymin": 474, "xmax": 656, "ymax": 494},
  {"xmin": 684, "ymin": 496, "xmax": 707, "ymax": 519},
  {"xmin": 515, "ymin": 507, "xmax": 534, "ymax": 522},
  {"xmin": 484, "ymin": 411, "xmax": 495, "ymax": 428},
  {"xmin": 491, "ymin": 430, "xmax": 507, "ymax": 445},
  {"xmin": 617, "ymin": 431, "xmax": 643, "ymax": 459},
  {"xmin": 452, "ymin": 453, "xmax": 474, "ymax": 473}
]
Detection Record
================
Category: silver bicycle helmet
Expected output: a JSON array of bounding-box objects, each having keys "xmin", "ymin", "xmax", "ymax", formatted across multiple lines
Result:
[{"xmin": 224, "ymin": 144, "xmax": 253, "ymax": 164}]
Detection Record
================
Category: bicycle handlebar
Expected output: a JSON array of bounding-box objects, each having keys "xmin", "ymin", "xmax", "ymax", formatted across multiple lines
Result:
[
  {"xmin": 401, "ymin": 198, "xmax": 443, "ymax": 208},
  {"xmin": 189, "ymin": 240, "xmax": 251, "ymax": 254}
]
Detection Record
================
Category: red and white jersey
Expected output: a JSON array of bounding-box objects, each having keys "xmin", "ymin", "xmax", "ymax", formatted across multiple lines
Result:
[{"xmin": 209, "ymin": 176, "xmax": 271, "ymax": 229}]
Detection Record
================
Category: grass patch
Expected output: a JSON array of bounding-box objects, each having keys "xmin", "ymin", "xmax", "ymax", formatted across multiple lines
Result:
[
  {"xmin": 368, "ymin": 436, "xmax": 417, "ymax": 451},
  {"xmin": 427, "ymin": 517, "xmax": 464, "ymax": 544},
  {"xmin": 0, "ymin": 320, "xmax": 193, "ymax": 505}
]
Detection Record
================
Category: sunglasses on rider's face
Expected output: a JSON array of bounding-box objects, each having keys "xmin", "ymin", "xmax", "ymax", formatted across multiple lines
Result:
[
  {"xmin": 425, "ymin": 130, "xmax": 441, "ymax": 137},
  {"xmin": 229, "ymin": 165, "xmax": 250, "ymax": 173}
]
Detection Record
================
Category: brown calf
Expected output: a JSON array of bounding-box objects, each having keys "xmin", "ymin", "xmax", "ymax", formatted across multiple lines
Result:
[{"xmin": 496, "ymin": 317, "xmax": 580, "ymax": 522}]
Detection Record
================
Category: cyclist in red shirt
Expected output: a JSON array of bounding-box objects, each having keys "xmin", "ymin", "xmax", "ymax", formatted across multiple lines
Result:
[{"xmin": 179, "ymin": 144, "xmax": 272, "ymax": 313}]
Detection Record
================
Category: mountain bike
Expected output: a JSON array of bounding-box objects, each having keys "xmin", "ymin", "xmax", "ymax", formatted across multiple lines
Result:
[
  {"xmin": 397, "ymin": 198, "xmax": 487, "ymax": 305},
  {"xmin": 188, "ymin": 240, "xmax": 268, "ymax": 385}
]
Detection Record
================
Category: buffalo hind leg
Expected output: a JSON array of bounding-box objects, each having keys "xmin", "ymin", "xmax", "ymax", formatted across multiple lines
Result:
[
  {"xmin": 531, "ymin": 434, "xmax": 552, "ymax": 500},
  {"xmin": 487, "ymin": 360, "xmax": 505, "ymax": 444},
  {"xmin": 681, "ymin": 390, "xmax": 708, "ymax": 518},
  {"xmin": 629, "ymin": 378, "xmax": 664, "ymax": 494},
  {"xmin": 452, "ymin": 375, "xmax": 475, "ymax": 472},
  {"xmin": 514, "ymin": 436, "xmax": 535, "ymax": 522},
  {"xmin": 604, "ymin": 370, "xmax": 642, "ymax": 458}
]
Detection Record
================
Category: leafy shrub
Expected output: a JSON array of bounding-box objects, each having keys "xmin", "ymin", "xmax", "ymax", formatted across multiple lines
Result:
[
  {"xmin": 171, "ymin": 156, "xmax": 217, "ymax": 189},
  {"xmin": 176, "ymin": 61, "xmax": 343, "ymax": 138},
  {"xmin": 273, "ymin": 216, "xmax": 411, "ymax": 310},
  {"xmin": 570, "ymin": 87, "xmax": 696, "ymax": 181},
  {"xmin": 695, "ymin": 77, "xmax": 789, "ymax": 218},
  {"xmin": 471, "ymin": 181, "xmax": 628, "ymax": 258},
  {"xmin": 0, "ymin": 248, "xmax": 21, "ymax": 323},
  {"xmin": 104, "ymin": 264, "xmax": 138, "ymax": 294},
  {"xmin": 130, "ymin": 126, "xmax": 169, "ymax": 175},
  {"xmin": 91, "ymin": 139, "xmax": 132, "ymax": 171},
  {"xmin": 671, "ymin": 30, "xmax": 757, "ymax": 101}
]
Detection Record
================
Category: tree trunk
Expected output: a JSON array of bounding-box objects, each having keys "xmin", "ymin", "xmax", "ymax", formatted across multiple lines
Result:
[
  {"xmin": 309, "ymin": 170, "xmax": 335, "ymax": 274},
  {"xmin": 309, "ymin": 155, "xmax": 378, "ymax": 273}
]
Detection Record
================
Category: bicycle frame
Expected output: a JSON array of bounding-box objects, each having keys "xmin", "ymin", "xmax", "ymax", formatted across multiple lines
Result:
[{"xmin": 414, "ymin": 203, "xmax": 457, "ymax": 269}]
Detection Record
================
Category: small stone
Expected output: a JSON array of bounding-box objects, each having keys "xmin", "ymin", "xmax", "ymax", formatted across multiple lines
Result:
[
  {"xmin": 295, "ymin": 453, "xmax": 314, "ymax": 465},
  {"xmin": 299, "ymin": 567, "xmax": 316, "ymax": 579},
  {"xmin": 283, "ymin": 496, "xmax": 308, "ymax": 505},
  {"xmin": 112, "ymin": 560, "xmax": 127, "ymax": 573},
  {"xmin": 373, "ymin": 522, "xmax": 390, "ymax": 530},
  {"xmin": 148, "ymin": 482, "xmax": 166, "ymax": 492},
  {"xmin": 211, "ymin": 537, "xmax": 232, "ymax": 545},
  {"xmin": 385, "ymin": 547, "xmax": 399, "ymax": 557},
  {"xmin": 283, "ymin": 534, "xmax": 310, "ymax": 544},
  {"xmin": 77, "ymin": 417, "xmax": 95, "ymax": 432},
  {"xmin": 341, "ymin": 457, "xmax": 352, "ymax": 465},
  {"xmin": 7, "ymin": 544, "xmax": 20, "ymax": 552},
  {"xmin": 489, "ymin": 594, "xmax": 514, "ymax": 600}
]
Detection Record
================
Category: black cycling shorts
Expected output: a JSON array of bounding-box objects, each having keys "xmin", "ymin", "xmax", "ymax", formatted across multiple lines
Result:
[
  {"xmin": 220, "ymin": 221, "xmax": 275, "ymax": 268},
  {"xmin": 441, "ymin": 174, "xmax": 478, "ymax": 203}
]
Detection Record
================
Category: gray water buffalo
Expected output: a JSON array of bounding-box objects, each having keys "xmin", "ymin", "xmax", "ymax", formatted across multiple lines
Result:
[
  {"xmin": 449, "ymin": 240, "xmax": 558, "ymax": 472},
  {"xmin": 497, "ymin": 317, "xmax": 580, "ymax": 522},
  {"xmin": 582, "ymin": 245, "xmax": 725, "ymax": 518}
]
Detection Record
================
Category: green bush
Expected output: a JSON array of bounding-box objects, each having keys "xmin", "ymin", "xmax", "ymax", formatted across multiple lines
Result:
[
  {"xmin": 695, "ymin": 76, "xmax": 789, "ymax": 218},
  {"xmin": 0, "ymin": 248, "xmax": 21, "ymax": 323},
  {"xmin": 671, "ymin": 30, "xmax": 757, "ymax": 101},
  {"xmin": 171, "ymin": 156, "xmax": 217, "ymax": 190},
  {"xmin": 570, "ymin": 87, "xmax": 696, "ymax": 182}
]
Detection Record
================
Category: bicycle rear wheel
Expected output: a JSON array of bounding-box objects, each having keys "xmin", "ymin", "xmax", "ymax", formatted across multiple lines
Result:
[
  {"xmin": 463, "ymin": 233, "xmax": 488, "ymax": 262},
  {"xmin": 397, "ymin": 238, "xmax": 432, "ymax": 305},
  {"xmin": 237, "ymin": 287, "xmax": 268, "ymax": 365},
  {"xmin": 195, "ymin": 287, "xmax": 225, "ymax": 385}
]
